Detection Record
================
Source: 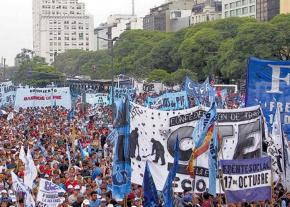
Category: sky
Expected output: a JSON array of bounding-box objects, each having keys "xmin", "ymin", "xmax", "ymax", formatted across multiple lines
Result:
[{"xmin": 0, "ymin": 0, "xmax": 164, "ymax": 66}]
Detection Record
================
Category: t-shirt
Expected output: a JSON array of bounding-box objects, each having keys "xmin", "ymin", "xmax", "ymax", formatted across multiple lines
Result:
[
  {"xmin": 91, "ymin": 167, "xmax": 102, "ymax": 180},
  {"xmin": 89, "ymin": 199, "xmax": 101, "ymax": 207}
]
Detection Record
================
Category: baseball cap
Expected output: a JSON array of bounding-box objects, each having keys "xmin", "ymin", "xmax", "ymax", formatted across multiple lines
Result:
[
  {"xmin": 74, "ymin": 185, "xmax": 80, "ymax": 190},
  {"xmin": 67, "ymin": 185, "xmax": 73, "ymax": 189},
  {"xmin": 82, "ymin": 199, "xmax": 90, "ymax": 205}
]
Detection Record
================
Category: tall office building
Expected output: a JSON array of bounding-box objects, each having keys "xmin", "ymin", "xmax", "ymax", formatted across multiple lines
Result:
[
  {"xmin": 256, "ymin": 0, "xmax": 280, "ymax": 21},
  {"xmin": 33, "ymin": 0, "xmax": 94, "ymax": 63},
  {"xmin": 222, "ymin": 0, "xmax": 256, "ymax": 18}
]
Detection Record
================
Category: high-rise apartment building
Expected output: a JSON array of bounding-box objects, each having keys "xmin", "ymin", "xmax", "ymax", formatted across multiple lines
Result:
[
  {"xmin": 33, "ymin": 0, "xmax": 94, "ymax": 63},
  {"xmin": 256, "ymin": 0, "xmax": 280, "ymax": 21},
  {"xmin": 222, "ymin": 0, "xmax": 256, "ymax": 18},
  {"xmin": 143, "ymin": 0, "xmax": 195, "ymax": 32}
]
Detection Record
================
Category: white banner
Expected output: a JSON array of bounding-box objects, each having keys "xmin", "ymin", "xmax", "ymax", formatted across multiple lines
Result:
[
  {"xmin": 36, "ymin": 179, "xmax": 65, "ymax": 206},
  {"xmin": 86, "ymin": 93, "xmax": 109, "ymax": 106},
  {"xmin": 14, "ymin": 87, "xmax": 71, "ymax": 109},
  {"xmin": 0, "ymin": 81, "xmax": 15, "ymax": 107},
  {"xmin": 130, "ymin": 103, "xmax": 263, "ymax": 193}
]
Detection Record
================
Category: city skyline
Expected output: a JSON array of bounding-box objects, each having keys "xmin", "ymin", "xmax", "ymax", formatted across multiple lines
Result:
[{"xmin": 0, "ymin": 0, "xmax": 164, "ymax": 66}]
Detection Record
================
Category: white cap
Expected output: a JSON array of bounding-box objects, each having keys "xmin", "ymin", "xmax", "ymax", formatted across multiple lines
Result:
[
  {"xmin": 74, "ymin": 185, "xmax": 80, "ymax": 190},
  {"xmin": 82, "ymin": 199, "xmax": 90, "ymax": 205},
  {"xmin": 1, "ymin": 190, "xmax": 7, "ymax": 194},
  {"xmin": 67, "ymin": 185, "xmax": 73, "ymax": 189}
]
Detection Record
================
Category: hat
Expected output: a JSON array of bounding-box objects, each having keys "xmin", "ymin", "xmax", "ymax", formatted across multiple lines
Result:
[
  {"xmin": 74, "ymin": 185, "xmax": 80, "ymax": 190},
  {"xmin": 107, "ymin": 204, "xmax": 114, "ymax": 207},
  {"xmin": 67, "ymin": 185, "xmax": 73, "ymax": 189},
  {"xmin": 82, "ymin": 199, "xmax": 90, "ymax": 205},
  {"xmin": 101, "ymin": 198, "xmax": 106, "ymax": 202},
  {"xmin": 1, "ymin": 190, "xmax": 7, "ymax": 194}
]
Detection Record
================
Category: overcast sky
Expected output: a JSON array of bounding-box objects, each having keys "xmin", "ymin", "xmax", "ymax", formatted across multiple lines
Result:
[{"xmin": 0, "ymin": 0, "xmax": 164, "ymax": 66}]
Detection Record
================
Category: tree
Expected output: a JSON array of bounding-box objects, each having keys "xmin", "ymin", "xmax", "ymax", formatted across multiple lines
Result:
[
  {"xmin": 148, "ymin": 69, "xmax": 170, "ymax": 82},
  {"xmin": 14, "ymin": 56, "xmax": 64, "ymax": 87},
  {"xmin": 270, "ymin": 14, "xmax": 290, "ymax": 60}
]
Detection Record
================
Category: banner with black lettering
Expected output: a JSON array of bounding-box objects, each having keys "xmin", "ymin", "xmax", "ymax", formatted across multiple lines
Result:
[
  {"xmin": 220, "ymin": 157, "xmax": 272, "ymax": 203},
  {"xmin": 0, "ymin": 81, "xmax": 15, "ymax": 107},
  {"xmin": 14, "ymin": 87, "xmax": 71, "ymax": 109},
  {"xmin": 86, "ymin": 93, "xmax": 109, "ymax": 106},
  {"xmin": 36, "ymin": 179, "xmax": 65, "ymax": 206},
  {"xmin": 130, "ymin": 103, "xmax": 263, "ymax": 193}
]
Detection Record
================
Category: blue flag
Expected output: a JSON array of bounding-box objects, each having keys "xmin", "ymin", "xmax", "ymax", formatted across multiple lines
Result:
[
  {"xmin": 193, "ymin": 102, "xmax": 217, "ymax": 149},
  {"xmin": 79, "ymin": 141, "xmax": 88, "ymax": 160},
  {"xmin": 143, "ymin": 162, "xmax": 159, "ymax": 207},
  {"xmin": 112, "ymin": 97, "xmax": 131, "ymax": 200},
  {"xmin": 184, "ymin": 76, "xmax": 211, "ymax": 105},
  {"xmin": 162, "ymin": 136, "xmax": 179, "ymax": 207},
  {"xmin": 208, "ymin": 125, "xmax": 218, "ymax": 197}
]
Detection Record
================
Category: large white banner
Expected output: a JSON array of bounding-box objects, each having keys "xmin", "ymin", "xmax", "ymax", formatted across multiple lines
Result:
[
  {"xmin": 0, "ymin": 81, "xmax": 15, "ymax": 107},
  {"xmin": 14, "ymin": 87, "xmax": 71, "ymax": 109},
  {"xmin": 130, "ymin": 103, "xmax": 263, "ymax": 193}
]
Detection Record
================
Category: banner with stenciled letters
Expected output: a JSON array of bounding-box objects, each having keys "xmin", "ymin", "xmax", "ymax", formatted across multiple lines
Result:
[
  {"xmin": 130, "ymin": 103, "xmax": 263, "ymax": 193},
  {"xmin": 14, "ymin": 87, "xmax": 72, "ymax": 109},
  {"xmin": 0, "ymin": 81, "xmax": 15, "ymax": 107},
  {"xmin": 246, "ymin": 57, "xmax": 290, "ymax": 139},
  {"xmin": 220, "ymin": 157, "xmax": 272, "ymax": 203},
  {"xmin": 86, "ymin": 93, "xmax": 109, "ymax": 106},
  {"xmin": 109, "ymin": 87, "xmax": 136, "ymax": 104},
  {"xmin": 144, "ymin": 91, "xmax": 189, "ymax": 111}
]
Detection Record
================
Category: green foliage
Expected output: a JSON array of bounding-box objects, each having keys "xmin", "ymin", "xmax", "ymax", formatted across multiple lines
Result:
[
  {"xmin": 14, "ymin": 56, "xmax": 64, "ymax": 87},
  {"xmin": 148, "ymin": 68, "xmax": 197, "ymax": 86},
  {"xmin": 51, "ymin": 14, "xmax": 290, "ymax": 82}
]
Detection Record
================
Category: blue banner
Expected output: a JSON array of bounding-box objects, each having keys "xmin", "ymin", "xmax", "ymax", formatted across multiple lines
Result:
[
  {"xmin": 220, "ymin": 157, "xmax": 272, "ymax": 203},
  {"xmin": 184, "ymin": 77, "xmax": 212, "ymax": 105},
  {"xmin": 143, "ymin": 162, "xmax": 159, "ymax": 207},
  {"xmin": 162, "ymin": 136, "xmax": 179, "ymax": 207},
  {"xmin": 109, "ymin": 87, "xmax": 136, "ymax": 105},
  {"xmin": 246, "ymin": 57, "xmax": 290, "ymax": 139},
  {"xmin": 112, "ymin": 97, "xmax": 131, "ymax": 200},
  {"xmin": 144, "ymin": 91, "xmax": 189, "ymax": 110}
]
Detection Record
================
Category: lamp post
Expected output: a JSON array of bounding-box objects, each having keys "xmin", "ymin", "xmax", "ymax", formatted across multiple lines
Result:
[{"xmin": 97, "ymin": 36, "xmax": 119, "ymax": 105}]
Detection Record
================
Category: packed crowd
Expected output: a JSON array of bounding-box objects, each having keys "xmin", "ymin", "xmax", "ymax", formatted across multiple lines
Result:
[{"xmin": 0, "ymin": 99, "xmax": 288, "ymax": 207}]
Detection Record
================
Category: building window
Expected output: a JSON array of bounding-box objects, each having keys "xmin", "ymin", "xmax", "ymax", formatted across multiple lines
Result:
[
  {"xmin": 242, "ymin": 7, "xmax": 248, "ymax": 14},
  {"xmin": 236, "ymin": 1, "xmax": 241, "ymax": 7},
  {"xmin": 225, "ymin": 11, "xmax": 229, "ymax": 17},
  {"xmin": 230, "ymin": 3, "xmax": 235, "ymax": 9},
  {"xmin": 250, "ymin": 5, "xmax": 255, "ymax": 13},
  {"xmin": 242, "ymin": 0, "xmax": 248, "ymax": 6},
  {"xmin": 236, "ymin": 8, "xmax": 242, "ymax": 15},
  {"xmin": 79, "ymin": 33, "xmax": 84, "ymax": 40},
  {"xmin": 249, "ymin": 0, "xmax": 255, "ymax": 4},
  {"xmin": 230, "ymin": 10, "xmax": 236, "ymax": 16}
]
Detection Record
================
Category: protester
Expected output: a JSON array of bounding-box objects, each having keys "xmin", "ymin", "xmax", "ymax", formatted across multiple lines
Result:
[{"xmin": 0, "ymin": 81, "xmax": 287, "ymax": 207}]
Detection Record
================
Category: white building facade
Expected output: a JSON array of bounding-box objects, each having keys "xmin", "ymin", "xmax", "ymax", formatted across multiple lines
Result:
[
  {"xmin": 94, "ymin": 15, "xmax": 143, "ymax": 51},
  {"xmin": 33, "ymin": 0, "xmax": 94, "ymax": 64},
  {"xmin": 222, "ymin": 0, "xmax": 256, "ymax": 18}
]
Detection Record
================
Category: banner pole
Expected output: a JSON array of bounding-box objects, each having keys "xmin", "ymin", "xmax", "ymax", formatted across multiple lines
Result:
[
  {"xmin": 124, "ymin": 195, "xmax": 128, "ymax": 207},
  {"xmin": 216, "ymin": 121, "xmax": 227, "ymax": 206}
]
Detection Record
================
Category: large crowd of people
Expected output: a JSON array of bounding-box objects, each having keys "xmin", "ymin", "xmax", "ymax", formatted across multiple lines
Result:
[{"xmin": 0, "ymin": 91, "xmax": 288, "ymax": 207}]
